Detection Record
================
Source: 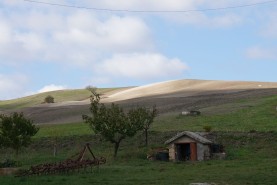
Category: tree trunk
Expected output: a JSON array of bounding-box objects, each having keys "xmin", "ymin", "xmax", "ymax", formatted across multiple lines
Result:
[
  {"xmin": 16, "ymin": 148, "xmax": 19, "ymax": 156},
  {"xmin": 53, "ymin": 137, "xmax": 57, "ymax": 157},
  {"xmin": 145, "ymin": 129, "xmax": 148, "ymax": 147},
  {"xmin": 113, "ymin": 142, "xmax": 120, "ymax": 158},
  {"xmin": 53, "ymin": 144, "xmax": 57, "ymax": 157}
]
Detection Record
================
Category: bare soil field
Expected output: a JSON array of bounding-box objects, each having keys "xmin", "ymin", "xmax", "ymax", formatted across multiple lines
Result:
[{"xmin": 1, "ymin": 79, "xmax": 277, "ymax": 124}]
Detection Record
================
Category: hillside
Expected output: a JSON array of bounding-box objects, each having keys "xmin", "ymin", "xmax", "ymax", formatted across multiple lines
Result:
[
  {"xmin": 103, "ymin": 79, "xmax": 277, "ymax": 102},
  {"xmin": 0, "ymin": 79, "xmax": 276, "ymax": 124},
  {"xmin": 0, "ymin": 87, "xmax": 129, "ymax": 110}
]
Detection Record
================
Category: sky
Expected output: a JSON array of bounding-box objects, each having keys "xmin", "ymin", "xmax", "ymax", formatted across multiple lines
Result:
[{"xmin": 0, "ymin": 0, "xmax": 277, "ymax": 100}]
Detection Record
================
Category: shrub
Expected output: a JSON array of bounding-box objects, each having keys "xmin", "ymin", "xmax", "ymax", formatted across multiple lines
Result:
[
  {"xmin": 249, "ymin": 129, "xmax": 257, "ymax": 133},
  {"xmin": 203, "ymin": 125, "xmax": 212, "ymax": 132},
  {"xmin": 44, "ymin": 95, "xmax": 54, "ymax": 103},
  {"xmin": 0, "ymin": 159, "xmax": 21, "ymax": 168}
]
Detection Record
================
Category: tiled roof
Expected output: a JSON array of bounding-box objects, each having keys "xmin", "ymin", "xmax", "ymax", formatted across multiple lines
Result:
[{"xmin": 165, "ymin": 131, "xmax": 212, "ymax": 145}]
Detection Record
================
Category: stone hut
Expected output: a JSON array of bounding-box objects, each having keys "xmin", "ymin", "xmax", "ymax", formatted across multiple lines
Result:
[{"xmin": 165, "ymin": 131, "xmax": 213, "ymax": 161}]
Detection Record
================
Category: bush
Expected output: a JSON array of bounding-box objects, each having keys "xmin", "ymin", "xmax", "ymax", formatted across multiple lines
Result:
[
  {"xmin": 0, "ymin": 159, "xmax": 21, "ymax": 168},
  {"xmin": 203, "ymin": 125, "xmax": 212, "ymax": 132},
  {"xmin": 44, "ymin": 95, "xmax": 54, "ymax": 103}
]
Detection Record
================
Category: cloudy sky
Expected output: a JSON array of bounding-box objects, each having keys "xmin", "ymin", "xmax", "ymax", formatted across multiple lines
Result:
[{"xmin": 0, "ymin": 0, "xmax": 277, "ymax": 100}]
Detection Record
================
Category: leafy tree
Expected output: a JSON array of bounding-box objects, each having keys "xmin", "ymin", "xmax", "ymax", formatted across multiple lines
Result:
[
  {"xmin": 0, "ymin": 112, "xmax": 39, "ymax": 155},
  {"xmin": 82, "ymin": 93, "xmax": 144, "ymax": 158},
  {"xmin": 129, "ymin": 106, "xmax": 157, "ymax": 146},
  {"xmin": 44, "ymin": 95, "xmax": 54, "ymax": 103}
]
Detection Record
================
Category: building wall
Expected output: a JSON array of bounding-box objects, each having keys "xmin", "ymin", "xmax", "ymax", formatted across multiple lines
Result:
[
  {"xmin": 167, "ymin": 136, "xmax": 211, "ymax": 161},
  {"xmin": 197, "ymin": 143, "xmax": 211, "ymax": 161},
  {"xmin": 197, "ymin": 143, "xmax": 204, "ymax": 161},
  {"xmin": 168, "ymin": 143, "xmax": 175, "ymax": 161}
]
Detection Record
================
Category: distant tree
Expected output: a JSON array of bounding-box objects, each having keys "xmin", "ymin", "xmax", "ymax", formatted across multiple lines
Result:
[
  {"xmin": 129, "ymin": 106, "xmax": 158, "ymax": 146},
  {"xmin": 44, "ymin": 95, "xmax": 54, "ymax": 103},
  {"xmin": 0, "ymin": 112, "xmax": 39, "ymax": 155},
  {"xmin": 86, "ymin": 86, "xmax": 97, "ymax": 96},
  {"xmin": 82, "ymin": 93, "xmax": 145, "ymax": 158}
]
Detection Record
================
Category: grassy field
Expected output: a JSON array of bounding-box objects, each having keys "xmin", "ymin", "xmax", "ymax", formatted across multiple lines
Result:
[
  {"xmin": 34, "ymin": 94, "xmax": 277, "ymax": 138},
  {"xmin": 0, "ymin": 131, "xmax": 277, "ymax": 185},
  {"xmin": 35, "ymin": 122, "xmax": 91, "ymax": 138},
  {"xmin": 0, "ymin": 94, "xmax": 277, "ymax": 184},
  {"xmin": 154, "ymin": 95, "xmax": 277, "ymax": 132}
]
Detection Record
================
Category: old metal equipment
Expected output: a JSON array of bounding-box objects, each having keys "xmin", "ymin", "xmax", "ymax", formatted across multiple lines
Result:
[{"xmin": 16, "ymin": 143, "xmax": 106, "ymax": 176}]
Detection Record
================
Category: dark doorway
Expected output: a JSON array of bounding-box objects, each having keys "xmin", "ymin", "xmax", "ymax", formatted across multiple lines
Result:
[
  {"xmin": 176, "ymin": 143, "xmax": 197, "ymax": 161},
  {"xmin": 176, "ymin": 143, "xmax": 191, "ymax": 161}
]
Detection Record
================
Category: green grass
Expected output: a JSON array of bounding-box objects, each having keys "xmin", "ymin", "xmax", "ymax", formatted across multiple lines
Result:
[
  {"xmin": 0, "ymin": 132, "xmax": 277, "ymax": 185},
  {"xmin": 153, "ymin": 95, "xmax": 277, "ymax": 132},
  {"xmin": 1, "ymin": 159, "xmax": 276, "ymax": 185},
  {"xmin": 0, "ymin": 88, "xmax": 123, "ymax": 110},
  {"xmin": 35, "ymin": 122, "xmax": 92, "ymax": 138}
]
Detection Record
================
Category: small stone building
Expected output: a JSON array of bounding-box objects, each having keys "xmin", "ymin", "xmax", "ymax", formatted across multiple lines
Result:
[{"xmin": 165, "ymin": 131, "xmax": 213, "ymax": 161}]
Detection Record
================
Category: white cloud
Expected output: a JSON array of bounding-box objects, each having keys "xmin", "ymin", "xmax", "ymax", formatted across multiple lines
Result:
[
  {"xmin": 97, "ymin": 53, "xmax": 188, "ymax": 80},
  {"xmin": 38, "ymin": 84, "xmax": 67, "ymax": 93},
  {"xmin": 0, "ymin": 74, "xmax": 29, "ymax": 100},
  {"xmin": 0, "ymin": 20, "xmax": 11, "ymax": 44},
  {"xmin": 53, "ymin": 13, "xmax": 152, "ymax": 52},
  {"xmin": 245, "ymin": 46, "xmax": 276, "ymax": 60},
  {"xmin": 0, "ymin": 0, "xmax": 247, "ymax": 68},
  {"xmin": 0, "ymin": 10, "xmax": 153, "ymax": 66}
]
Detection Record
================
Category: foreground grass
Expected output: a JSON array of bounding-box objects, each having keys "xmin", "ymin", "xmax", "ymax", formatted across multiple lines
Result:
[
  {"xmin": 0, "ymin": 132, "xmax": 277, "ymax": 185},
  {"xmin": 1, "ymin": 159, "xmax": 276, "ymax": 185}
]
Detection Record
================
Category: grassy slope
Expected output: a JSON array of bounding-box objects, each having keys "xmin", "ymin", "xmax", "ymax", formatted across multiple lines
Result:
[
  {"xmin": 154, "ymin": 94, "xmax": 277, "ymax": 132},
  {"xmin": 35, "ymin": 123, "xmax": 92, "ymax": 138},
  {"xmin": 0, "ymin": 88, "xmax": 121, "ymax": 110},
  {"xmin": 0, "ymin": 94, "xmax": 277, "ymax": 184},
  {"xmin": 35, "ymin": 94, "xmax": 277, "ymax": 138}
]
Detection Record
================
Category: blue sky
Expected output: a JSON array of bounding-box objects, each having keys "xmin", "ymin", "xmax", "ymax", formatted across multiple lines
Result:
[{"xmin": 0, "ymin": 0, "xmax": 277, "ymax": 100}]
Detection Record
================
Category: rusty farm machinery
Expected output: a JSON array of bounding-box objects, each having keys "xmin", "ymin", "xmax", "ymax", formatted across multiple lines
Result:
[{"xmin": 17, "ymin": 143, "xmax": 106, "ymax": 176}]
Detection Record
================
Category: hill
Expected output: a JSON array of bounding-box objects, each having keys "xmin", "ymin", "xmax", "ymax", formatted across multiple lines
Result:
[
  {"xmin": 0, "ymin": 79, "xmax": 276, "ymax": 124},
  {"xmin": 103, "ymin": 79, "xmax": 277, "ymax": 102}
]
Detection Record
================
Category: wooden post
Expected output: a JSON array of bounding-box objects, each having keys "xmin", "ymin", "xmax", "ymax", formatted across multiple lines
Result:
[{"xmin": 190, "ymin": 143, "xmax": 197, "ymax": 161}]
